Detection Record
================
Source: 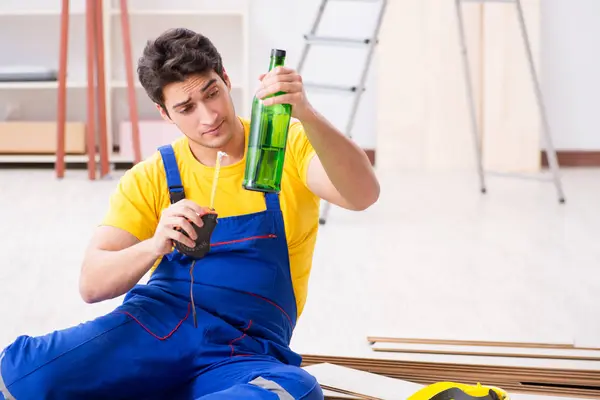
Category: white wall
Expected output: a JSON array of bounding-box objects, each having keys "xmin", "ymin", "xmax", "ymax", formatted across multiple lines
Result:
[
  {"xmin": 248, "ymin": 0, "xmax": 379, "ymax": 149},
  {"xmin": 540, "ymin": 0, "xmax": 600, "ymax": 150}
]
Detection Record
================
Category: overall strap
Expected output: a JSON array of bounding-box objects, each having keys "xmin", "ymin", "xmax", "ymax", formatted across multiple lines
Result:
[
  {"xmin": 158, "ymin": 145, "xmax": 185, "ymax": 204},
  {"xmin": 264, "ymin": 192, "xmax": 281, "ymax": 211}
]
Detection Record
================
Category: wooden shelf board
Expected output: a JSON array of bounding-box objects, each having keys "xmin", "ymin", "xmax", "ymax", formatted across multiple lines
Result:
[
  {"xmin": 0, "ymin": 153, "xmax": 134, "ymax": 164},
  {"xmin": 110, "ymin": 9, "xmax": 244, "ymax": 17},
  {"xmin": 0, "ymin": 10, "xmax": 85, "ymax": 16},
  {"xmin": 0, "ymin": 82, "xmax": 87, "ymax": 90}
]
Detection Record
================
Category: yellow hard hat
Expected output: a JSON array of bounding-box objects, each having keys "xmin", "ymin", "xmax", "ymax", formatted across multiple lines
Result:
[{"xmin": 407, "ymin": 382, "xmax": 510, "ymax": 400}]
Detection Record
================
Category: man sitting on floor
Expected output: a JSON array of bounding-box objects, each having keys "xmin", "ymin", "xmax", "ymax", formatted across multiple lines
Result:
[{"xmin": 0, "ymin": 28, "xmax": 379, "ymax": 400}]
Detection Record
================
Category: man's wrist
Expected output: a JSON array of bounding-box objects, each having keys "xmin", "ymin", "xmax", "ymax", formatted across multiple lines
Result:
[
  {"xmin": 295, "ymin": 103, "xmax": 318, "ymax": 125},
  {"xmin": 137, "ymin": 238, "xmax": 162, "ymax": 260}
]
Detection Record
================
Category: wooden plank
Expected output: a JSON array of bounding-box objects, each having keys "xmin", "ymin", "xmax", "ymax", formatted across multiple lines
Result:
[
  {"xmin": 370, "ymin": 341, "xmax": 600, "ymax": 362},
  {"xmin": 55, "ymin": 0, "xmax": 69, "ymax": 178},
  {"xmin": 481, "ymin": 0, "xmax": 542, "ymax": 173},
  {"xmin": 94, "ymin": 0, "xmax": 110, "ymax": 177},
  {"xmin": 362, "ymin": 347, "xmax": 600, "ymax": 371},
  {"xmin": 375, "ymin": 0, "xmax": 484, "ymax": 171},
  {"xmin": 85, "ymin": 0, "xmax": 97, "ymax": 180},
  {"xmin": 322, "ymin": 388, "xmax": 362, "ymax": 400},
  {"xmin": 301, "ymin": 355, "xmax": 600, "ymax": 398},
  {"xmin": 321, "ymin": 386, "xmax": 378, "ymax": 400},
  {"xmin": 511, "ymin": 393, "xmax": 588, "ymax": 400},
  {"xmin": 367, "ymin": 336, "xmax": 589, "ymax": 350},
  {"xmin": 303, "ymin": 356, "xmax": 600, "ymax": 384},
  {"xmin": 303, "ymin": 363, "xmax": 424, "ymax": 400},
  {"xmin": 0, "ymin": 122, "xmax": 86, "ymax": 154},
  {"xmin": 421, "ymin": 0, "xmax": 485, "ymax": 170},
  {"xmin": 118, "ymin": 0, "xmax": 142, "ymax": 165}
]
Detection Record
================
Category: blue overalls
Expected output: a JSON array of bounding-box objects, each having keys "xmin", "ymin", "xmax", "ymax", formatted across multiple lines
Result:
[{"xmin": 0, "ymin": 145, "xmax": 323, "ymax": 400}]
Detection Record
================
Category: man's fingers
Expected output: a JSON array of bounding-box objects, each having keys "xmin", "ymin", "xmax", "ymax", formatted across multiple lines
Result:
[
  {"xmin": 182, "ymin": 202, "xmax": 214, "ymax": 218},
  {"xmin": 262, "ymin": 93, "xmax": 300, "ymax": 107},
  {"xmin": 184, "ymin": 207, "xmax": 205, "ymax": 227},
  {"xmin": 165, "ymin": 207, "xmax": 202, "ymax": 228},
  {"xmin": 164, "ymin": 228, "xmax": 196, "ymax": 248},
  {"xmin": 179, "ymin": 200, "xmax": 206, "ymax": 216},
  {"xmin": 161, "ymin": 216, "xmax": 195, "ymax": 239},
  {"xmin": 270, "ymin": 66, "xmax": 295, "ymax": 75},
  {"xmin": 170, "ymin": 216, "xmax": 197, "ymax": 240},
  {"xmin": 170, "ymin": 201, "xmax": 213, "ymax": 226},
  {"xmin": 257, "ymin": 82, "xmax": 302, "ymax": 99},
  {"xmin": 260, "ymin": 71, "xmax": 299, "ymax": 87},
  {"xmin": 199, "ymin": 206, "xmax": 215, "ymax": 216}
]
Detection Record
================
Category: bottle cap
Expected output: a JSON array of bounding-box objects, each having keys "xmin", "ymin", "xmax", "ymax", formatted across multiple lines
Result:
[{"xmin": 271, "ymin": 49, "xmax": 286, "ymax": 58}]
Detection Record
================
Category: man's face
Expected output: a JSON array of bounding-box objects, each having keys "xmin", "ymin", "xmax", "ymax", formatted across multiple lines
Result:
[{"xmin": 159, "ymin": 71, "xmax": 237, "ymax": 149}]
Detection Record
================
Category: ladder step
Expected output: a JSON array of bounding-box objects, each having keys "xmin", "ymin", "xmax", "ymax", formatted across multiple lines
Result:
[
  {"xmin": 304, "ymin": 82, "xmax": 364, "ymax": 92},
  {"xmin": 304, "ymin": 34, "xmax": 373, "ymax": 46}
]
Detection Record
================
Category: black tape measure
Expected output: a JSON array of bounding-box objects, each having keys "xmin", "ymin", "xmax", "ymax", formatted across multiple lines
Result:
[{"xmin": 175, "ymin": 213, "xmax": 218, "ymax": 259}]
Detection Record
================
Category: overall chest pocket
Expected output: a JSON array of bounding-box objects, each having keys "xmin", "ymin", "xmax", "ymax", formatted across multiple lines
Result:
[
  {"xmin": 195, "ymin": 212, "xmax": 282, "ymax": 295},
  {"xmin": 194, "ymin": 233, "xmax": 279, "ymax": 297}
]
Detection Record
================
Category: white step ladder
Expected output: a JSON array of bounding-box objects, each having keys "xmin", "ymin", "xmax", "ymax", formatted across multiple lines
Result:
[
  {"xmin": 296, "ymin": 0, "xmax": 389, "ymax": 225},
  {"xmin": 455, "ymin": 0, "xmax": 566, "ymax": 203}
]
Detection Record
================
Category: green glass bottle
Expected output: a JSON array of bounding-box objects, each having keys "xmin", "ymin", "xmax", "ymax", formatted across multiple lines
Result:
[{"xmin": 243, "ymin": 49, "xmax": 292, "ymax": 193}]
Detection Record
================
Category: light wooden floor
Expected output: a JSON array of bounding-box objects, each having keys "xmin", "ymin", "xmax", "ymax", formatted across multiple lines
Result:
[{"xmin": 1, "ymin": 165, "xmax": 598, "ymax": 398}]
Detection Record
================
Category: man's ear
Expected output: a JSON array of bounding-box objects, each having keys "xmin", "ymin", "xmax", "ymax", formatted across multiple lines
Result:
[
  {"xmin": 222, "ymin": 68, "xmax": 232, "ymax": 90},
  {"xmin": 155, "ymin": 103, "xmax": 174, "ymax": 124}
]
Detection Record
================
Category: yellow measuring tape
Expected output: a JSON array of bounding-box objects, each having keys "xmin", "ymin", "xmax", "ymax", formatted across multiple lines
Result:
[
  {"xmin": 190, "ymin": 150, "xmax": 228, "ymax": 328},
  {"xmin": 209, "ymin": 151, "xmax": 227, "ymax": 210}
]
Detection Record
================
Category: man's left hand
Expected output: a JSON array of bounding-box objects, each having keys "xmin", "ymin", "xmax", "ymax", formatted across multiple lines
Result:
[{"xmin": 255, "ymin": 67, "xmax": 313, "ymax": 120}]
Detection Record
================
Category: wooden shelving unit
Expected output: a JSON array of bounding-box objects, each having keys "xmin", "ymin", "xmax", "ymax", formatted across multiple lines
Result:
[{"xmin": 0, "ymin": 0, "xmax": 250, "ymax": 166}]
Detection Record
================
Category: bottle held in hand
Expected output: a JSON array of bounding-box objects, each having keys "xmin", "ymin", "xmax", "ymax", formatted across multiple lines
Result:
[{"xmin": 243, "ymin": 49, "xmax": 293, "ymax": 193}]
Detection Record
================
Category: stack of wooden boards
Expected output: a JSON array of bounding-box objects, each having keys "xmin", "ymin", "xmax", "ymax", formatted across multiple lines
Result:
[
  {"xmin": 301, "ymin": 336, "xmax": 600, "ymax": 399},
  {"xmin": 303, "ymin": 362, "xmax": 423, "ymax": 400}
]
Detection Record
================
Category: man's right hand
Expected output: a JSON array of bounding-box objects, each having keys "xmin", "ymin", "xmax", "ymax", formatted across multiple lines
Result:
[{"xmin": 150, "ymin": 200, "xmax": 212, "ymax": 256}]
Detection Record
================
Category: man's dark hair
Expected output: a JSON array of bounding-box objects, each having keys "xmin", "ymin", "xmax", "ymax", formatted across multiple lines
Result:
[{"xmin": 137, "ymin": 28, "xmax": 225, "ymax": 112}]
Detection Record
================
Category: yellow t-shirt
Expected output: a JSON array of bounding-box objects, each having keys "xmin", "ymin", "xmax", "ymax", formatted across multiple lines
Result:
[{"xmin": 101, "ymin": 117, "xmax": 320, "ymax": 318}]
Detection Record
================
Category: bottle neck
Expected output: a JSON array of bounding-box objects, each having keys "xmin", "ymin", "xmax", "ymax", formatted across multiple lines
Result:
[{"xmin": 268, "ymin": 56, "xmax": 286, "ymax": 71}]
